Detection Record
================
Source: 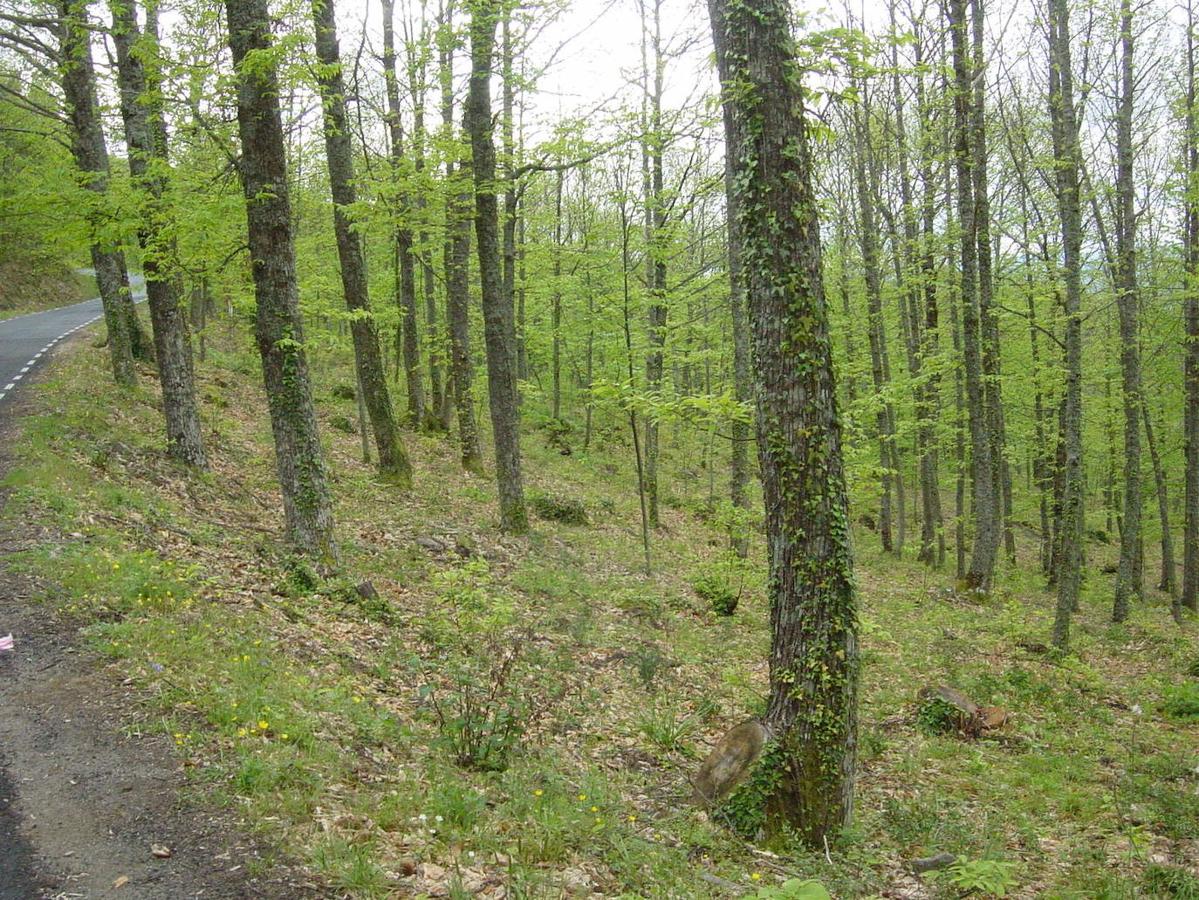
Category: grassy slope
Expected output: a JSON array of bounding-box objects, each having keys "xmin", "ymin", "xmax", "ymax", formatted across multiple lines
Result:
[
  {"xmin": 3, "ymin": 320, "xmax": 1198, "ymax": 899},
  {"xmin": 0, "ymin": 255, "xmax": 91, "ymax": 319}
]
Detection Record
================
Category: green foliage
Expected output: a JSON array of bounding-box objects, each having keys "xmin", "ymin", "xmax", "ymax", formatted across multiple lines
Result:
[
  {"xmin": 692, "ymin": 552, "xmax": 750, "ymax": 616},
  {"xmin": 916, "ymin": 695, "xmax": 961, "ymax": 736},
  {"xmin": 1161, "ymin": 683, "xmax": 1199, "ymax": 720},
  {"xmin": 627, "ymin": 643, "xmax": 670, "ymax": 692},
  {"xmin": 750, "ymin": 879, "xmax": 832, "ymax": 900},
  {"xmin": 636, "ymin": 699, "xmax": 701, "ymax": 756},
  {"xmin": 929, "ymin": 858, "xmax": 1018, "ymax": 897},
  {"xmin": 328, "ymin": 414, "xmax": 355, "ymax": 434},
  {"xmin": 528, "ymin": 491, "xmax": 589, "ymax": 525},
  {"xmin": 1143, "ymin": 864, "xmax": 1199, "ymax": 899},
  {"xmin": 418, "ymin": 560, "xmax": 559, "ymax": 771},
  {"xmin": 1122, "ymin": 752, "xmax": 1199, "ymax": 839},
  {"xmin": 715, "ymin": 743, "xmax": 785, "ymax": 839}
]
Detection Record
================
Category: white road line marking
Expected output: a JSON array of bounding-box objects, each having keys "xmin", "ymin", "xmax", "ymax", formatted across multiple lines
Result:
[{"xmin": 3, "ymin": 383, "xmax": 13, "ymax": 391}]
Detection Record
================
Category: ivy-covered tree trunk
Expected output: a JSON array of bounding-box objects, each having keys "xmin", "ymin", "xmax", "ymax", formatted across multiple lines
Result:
[
  {"xmin": 1113, "ymin": 0, "xmax": 1142, "ymax": 622},
  {"xmin": 109, "ymin": 0, "xmax": 207, "ymax": 469},
  {"xmin": 380, "ymin": 0, "xmax": 424, "ymax": 430},
  {"xmin": 315, "ymin": 0, "xmax": 412, "ymax": 485},
  {"xmin": 225, "ymin": 0, "xmax": 336, "ymax": 561},
  {"xmin": 56, "ymin": 0, "xmax": 137, "ymax": 388},
  {"xmin": 1048, "ymin": 0, "xmax": 1086, "ymax": 648},
  {"xmin": 709, "ymin": 0, "xmax": 858, "ymax": 847},
  {"xmin": 466, "ymin": 0, "xmax": 528, "ymax": 533}
]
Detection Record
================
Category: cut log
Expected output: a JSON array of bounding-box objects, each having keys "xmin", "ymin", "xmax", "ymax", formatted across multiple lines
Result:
[{"xmin": 692, "ymin": 719, "xmax": 770, "ymax": 806}]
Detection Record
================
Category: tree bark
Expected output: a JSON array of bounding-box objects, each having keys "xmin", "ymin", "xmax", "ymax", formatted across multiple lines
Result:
[
  {"xmin": 317, "ymin": 0, "xmax": 412, "ymax": 484},
  {"xmin": 1142, "ymin": 400, "xmax": 1176, "ymax": 608},
  {"xmin": 709, "ymin": 0, "xmax": 858, "ymax": 847},
  {"xmin": 56, "ymin": 0, "xmax": 137, "ymax": 387},
  {"xmin": 551, "ymin": 169, "xmax": 564, "ymax": 421},
  {"xmin": 851, "ymin": 98, "xmax": 896, "ymax": 555},
  {"xmin": 466, "ymin": 0, "xmax": 528, "ymax": 533},
  {"xmin": 109, "ymin": 0, "xmax": 206, "ymax": 468},
  {"xmin": 438, "ymin": 2, "xmax": 483, "ymax": 472},
  {"xmin": 640, "ymin": 0, "xmax": 667, "ymax": 529},
  {"xmin": 1047, "ymin": 0, "xmax": 1086, "ymax": 648},
  {"xmin": 723, "ymin": 98, "xmax": 752, "ymax": 560},
  {"xmin": 225, "ymin": 0, "xmax": 336, "ymax": 561},
  {"xmin": 970, "ymin": 0, "xmax": 1014, "ymax": 565},
  {"xmin": 380, "ymin": 0, "xmax": 424, "ymax": 429},
  {"xmin": 891, "ymin": 0, "xmax": 940, "ymax": 567},
  {"xmin": 1183, "ymin": 2, "xmax": 1199, "ymax": 613},
  {"xmin": 948, "ymin": 0, "xmax": 1000, "ymax": 591},
  {"xmin": 1113, "ymin": 0, "xmax": 1142, "ymax": 621}
]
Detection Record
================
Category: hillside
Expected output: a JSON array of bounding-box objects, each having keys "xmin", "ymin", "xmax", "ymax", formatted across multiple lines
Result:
[
  {"xmin": 0, "ymin": 255, "xmax": 91, "ymax": 319},
  {"xmin": 2, "ymin": 321, "xmax": 1195, "ymax": 899}
]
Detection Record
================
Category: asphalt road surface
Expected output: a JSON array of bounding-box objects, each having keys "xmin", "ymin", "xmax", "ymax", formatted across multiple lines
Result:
[{"xmin": 0, "ymin": 276, "xmax": 144, "ymax": 412}]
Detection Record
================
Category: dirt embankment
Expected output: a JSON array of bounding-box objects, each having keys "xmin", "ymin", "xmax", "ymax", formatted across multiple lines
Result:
[{"xmin": 0, "ymin": 256, "xmax": 88, "ymax": 317}]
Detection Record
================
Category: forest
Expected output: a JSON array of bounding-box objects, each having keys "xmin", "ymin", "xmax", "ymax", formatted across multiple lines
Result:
[{"xmin": 0, "ymin": 0, "xmax": 1197, "ymax": 896}]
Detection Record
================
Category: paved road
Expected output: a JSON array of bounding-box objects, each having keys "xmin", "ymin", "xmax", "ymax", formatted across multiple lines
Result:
[{"xmin": 0, "ymin": 278, "xmax": 143, "ymax": 410}]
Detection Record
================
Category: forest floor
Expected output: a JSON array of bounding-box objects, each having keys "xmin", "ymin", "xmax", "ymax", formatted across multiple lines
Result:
[
  {"xmin": 1, "ymin": 317, "xmax": 1197, "ymax": 899},
  {"xmin": 0, "ymin": 359, "xmax": 316, "ymax": 899}
]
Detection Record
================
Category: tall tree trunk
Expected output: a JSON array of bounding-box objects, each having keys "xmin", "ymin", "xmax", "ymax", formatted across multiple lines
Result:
[
  {"xmin": 407, "ymin": 34, "xmax": 446, "ymax": 430},
  {"xmin": 1113, "ymin": 0, "xmax": 1142, "ymax": 621},
  {"xmin": 640, "ymin": 0, "xmax": 667, "ymax": 529},
  {"xmin": 851, "ymin": 101, "xmax": 896, "ymax": 554},
  {"xmin": 56, "ymin": 0, "xmax": 137, "ymax": 387},
  {"xmin": 1183, "ymin": 1, "xmax": 1199, "ymax": 613},
  {"xmin": 466, "ymin": 0, "xmax": 528, "ymax": 533},
  {"xmin": 438, "ymin": 2, "xmax": 483, "ymax": 472},
  {"xmin": 709, "ymin": 0, "xmax": 858, "ymax": 847},
  {"xmin": 501, "ymin": 11, "xmax": 523, "ymax": 393},
  {"xmin": 915, "ymin": 23, "xmax": 946, "ymax": 567},
  {"xmin": 109, "ymin": 0, "xmax": 206, "ymax": 468},
  {"xmin": 380, "ymin": 0, "xmax": 424, "ymax": 429},
  {"xmin": 950, "ymin": 269, "xmax": 968, "ymax": 581},
  {"xmin": 1021, "ymin": 202, "xmax": 1052, "ymax": 575},
  {"xmin": 948, "ymin": 0, "xmax": 1000, "ymax": 590},
  {"xmin": 317, "ymin": 0, "xmax": 411, "ymax": 484},
  {"xmin": 969, "ymin": 0, "xmax": 1012, "ymax": 565},
  {"xmin": 1048, "ymin": 0, "xmax": 1086, "ymax": 648},
  {"xmin": 724, "ymin": 99, "xmax": 752, "ymax": 560},
  {"xmin": 891, "ymin": 0, "xmax": 939, "ymax": 567},
  {"xmin": 551, "ymin": 169, "xmax": 564, "ymax": 421},
  {"xmin": 1142, "ymin": 400, "xmax": 1176, "ymax": 608},
  {"xmin": 225, "ymin": 0, "xmax": 336, "ymax": 561}
]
